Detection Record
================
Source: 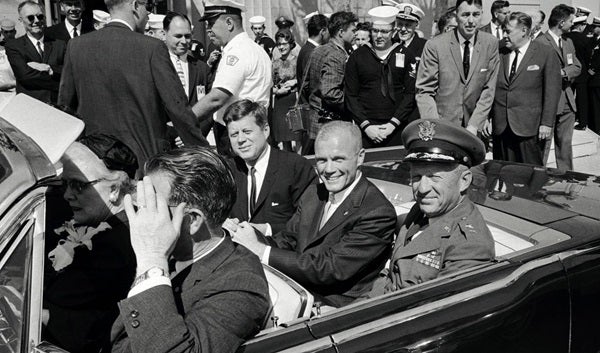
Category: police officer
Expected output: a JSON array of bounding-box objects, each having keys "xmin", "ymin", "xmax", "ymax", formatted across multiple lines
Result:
[
  {"xmin": 249, "ymin": 15, "xmax": 275, "ymax": 57},
  {"xmin": 370, "ymin": 119, "xmax": 495, "ymax": 296}
]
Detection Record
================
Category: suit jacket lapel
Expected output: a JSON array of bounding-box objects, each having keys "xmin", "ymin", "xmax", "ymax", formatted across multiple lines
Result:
[
  {"xmin": 42, "ymin": 39, "xmax": 53, "ymax": 63},
  {"xmin": 187, "ymin": 58, "xmax": 197, "ymax": 95},
  {"xmin": 23, "ymin": 36, "xmax": 42, "ymax": 61},
  {"xmin": 252, "ymin": 149, "xmax": 279, "ymax": 217},
  {"xmin": 502, "ymin": 51, "xmax": 510, "ymax": 83},
  {"xmin": 233, "ymin": 158, "xmax": 249, "ymax": 219},
  {"xmin": 450, "ymin": 32, "xmax": 465, "ymax": 82},
  {"xmin": 511, "ymin": 42, "xmax": 536, "ymax": 82},
  {"xmin": 465, "ymin": 32, "xmax": 481, "ymax": 84},
  {"xmin": 544, "ymin": 32, "xmax": 564, "ymax": 64},
  {"xmin": 301, "ymin": 184, "xmax": 328, "ymax": 252}
]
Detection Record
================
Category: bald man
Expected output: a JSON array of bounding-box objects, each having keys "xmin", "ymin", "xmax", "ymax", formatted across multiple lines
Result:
[{"xmin": 232, "ymin": 121, "xmax": 396, "ymax": 307}]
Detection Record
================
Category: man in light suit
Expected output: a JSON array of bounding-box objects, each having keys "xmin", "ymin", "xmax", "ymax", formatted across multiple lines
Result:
[
  {"xmin": 6, "ymin": 1, "xmax": 65, "ymax": 104},
  {"xmin": 45, "ymin": 0, "xmax": 87, "ymax": 43},
  {"xmin": 232, "ymin": 121, "xmax": 396, "ymax": 307},
  {"xmin": 416, "ymin": 0, "xmax": 500, "ymax": 135},
  {"xmin": 110, "ymin": 147, "xmax": 270, "ymax": 353},
  {"xmin": 58, "ymin": 0, "xmax": 207, "ymax": 172},
  {"xmin": 536, "ymin": 4, "xmax": 581, "ymax": 172},
  {"xmin": 492, "ymin": 12, "xmax": 562, "ymax": 165},
  {"xmin": 223, "ymin": 100, "xmax": 316, "ymax": 235}
]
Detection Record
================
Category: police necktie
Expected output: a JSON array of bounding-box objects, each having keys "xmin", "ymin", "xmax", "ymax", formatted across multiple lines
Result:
[
  {"xmin": 509, "ymin": 48, "xmax": 519, "ymax": 81},
  {"xmin": 249, "ymin": 167, "xmax": 257, "ymax": 217},
  {"xmin": 36, "ymin": 41, "xmax": 43, "ymax": 59},
  {"xmin": 175, "ymin": 57, "xmax": 186, "ymax": 89},
  {"xmin": 463, "ymin": 40, "xmax": 470, "ymax": 78},
  {"xmin": 73, "ymin": 28, "xmax": 78, "ymax": 37}
]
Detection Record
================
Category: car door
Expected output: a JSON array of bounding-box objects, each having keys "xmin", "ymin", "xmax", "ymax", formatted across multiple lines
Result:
[{"xmin": 0, "ymin": 187, "xmax": 47, "ymax": 353}]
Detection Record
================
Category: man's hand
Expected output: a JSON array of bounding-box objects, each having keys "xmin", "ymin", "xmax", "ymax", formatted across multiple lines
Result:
[
  {"xmin": 538, "ymin": 125, "xmax": 552, "ymax": 140},
  {"xmin": 231, "ymin": 222, "xmax": 266, "ymax": 257},
  {"xmin": 124, "ymin": 177, "xmax": 186, "ymax": 277},
  {"xmin": 207, "ymin": 50, "xmax": 221, "ymax": 67},
  {"xmin": 365, "ymin": 125, "xmax": 385, "ymax": 143},
  {"xmin": 27, "ymin": 62, "xmax": 51, "ymax": 73},
  {"xmin": 466, "ymin": 124, "xmax": 478, "ymax": 136},
  {"xmin": 174, "ymin": 136, "xmax": 184, "ymax": 148},
  {"xmin": 379, "ymin": 123, "xmax": 395, "ymax": 139},
  {"xmin": 480, "ymin": 120, "xmax": 493, "ymax": 138},
  {"xmin": 589, "ymin": 68, "xmax": 596, "ymax": 76},
  {"xmin": 223, "ymin": 217, "xmax": 240, "ymax": 234},
  {"xmin": 249, "ymin": 222, "xmax": 269, "ymax": 235}
]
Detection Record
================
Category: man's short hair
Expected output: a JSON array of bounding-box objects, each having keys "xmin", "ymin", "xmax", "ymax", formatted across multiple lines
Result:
[
  {"xmin": 356, "ymin": 22, "xmax": 372, "ymax": 32},
  {"xmin": 164, "ymin": 11, "xmax": 191, "ymax": 31},
  {"xmin": 104, "ymin": 0, "xmax": 128, "ymax": 11},
  {"xmin": 539, "ymin": 10, "xmax": 546, "ymax": 24},
  {"xmin": 455, "ymin": 0, "xmax": 483, "ymax": 10},
  {"xmin": 145, "ymin": 146, "xmax": 236, "ymax": 227},
  {"xmin": 437, "ymin": 11, "xmax": 457, "ymax": 33},
  {"xmin": 509, "ymin": 12, "xmax": 532, "ymax": 31},
  {"xmin": 307, "ymin": 14, "xmax": 328, "ymax": 37},
  {"xmin": 328, "ymin": 11, "xmax": 358, "ymax": 37},
  {"xmin": 222, "ymin": 99, "xmax": 268, "ymax": 128},
  {"xmin": 18, "ymin": 1, "xmax": 43, "ymax": 14},
  {"xmin": 490, "ymin": 0, "xmax": 509, "ymax": 16},
  {"xmin": 548, "ymin": 4, "xmax": 575, "ymax": 28},
  {"xmin": 316, "ymin": 121, "xmax": 362, "ymax": 153}
]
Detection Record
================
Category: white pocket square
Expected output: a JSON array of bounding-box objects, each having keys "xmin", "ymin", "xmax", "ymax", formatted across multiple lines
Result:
[
  {"xmin": 527, "ymin": 65, "xmax": 540, "ymax": 71},
  {"xmin": 480, "ymin": 68, "xmax": 488, "ymax": 72},
  {"xmin": 271, "ymin": 202, "xmax": 279, "ymax": 206}
]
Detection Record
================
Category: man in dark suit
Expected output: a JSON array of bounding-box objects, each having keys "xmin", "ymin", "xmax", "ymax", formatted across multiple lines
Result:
[
  {"xmin": 296, "ymin": 13, "xmax": 329, "ymax": 104},
  {"xmin": 110, "ymin": 146, "xmax": 270, "ymax": 353},
  {"xmin": 223, "ymin": 100, "xmax": 315, "ymax": 235},
  {"xmin": 565, "ymin": 16, "xmax": 593, "ymax": 130},
  {"xmin": 6, "ymin": 1, "xmax": 65, "ymax": 104},
  {"xmin": 492, "ymin": 12, "xmax": 562, "ymax": 165},
  {"xmin": 480, "ymin": 0, "xmax": 510, "ymax": 39},
  {"xmin": 536, "ymin": 4, "xmax": 581, "ymax": 172},
  {"xmin": 370, "ymin": 119, "xmax": 495, "ymax": 296},
  {"xmin": 45, "ymin": 0, "xmax": 87, "ymax": 43},
  {"xmin": 58, "ymin": 0, "xmax": 208, "ymax": 171},
  {"xmin": 163, "ymin": 12, "xmax": 213, "ymax": 137},
  {"xmin": 416, "ymin": 0, "xmax": 500, "ymax": 135},
  {"xmin": 588, "ymin": 28, "xmax": 600, "ymax": 134},
  {"xmin": 232, "ymin": 121, "xmax": 396, "ymax": 307}
]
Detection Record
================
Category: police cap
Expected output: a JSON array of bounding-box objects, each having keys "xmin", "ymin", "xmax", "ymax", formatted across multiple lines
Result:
[
  {"xmin": 275, "ymin": 16, "xmax": 294, "ymax": 28},
  {"xmin": 199, "ymin": 0, "xmax": 245, "ymax": 21},
  {"xmin": 401, "ymin": 119, "xmax": 486, "ymax": 167}
]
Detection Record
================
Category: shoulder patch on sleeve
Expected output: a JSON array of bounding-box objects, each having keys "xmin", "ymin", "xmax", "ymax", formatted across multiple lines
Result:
[{"xmin": 226, "ymin": 55, "xmax": 239, "ymax": 66}]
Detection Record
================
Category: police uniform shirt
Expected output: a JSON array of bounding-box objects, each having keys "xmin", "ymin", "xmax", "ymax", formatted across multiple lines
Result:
[{"xmin": 212, "ymin": 32, "xmax": 272, "ymax": 125}]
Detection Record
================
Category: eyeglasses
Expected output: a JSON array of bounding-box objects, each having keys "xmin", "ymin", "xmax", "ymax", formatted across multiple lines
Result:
[
  {"xmin": 276, "ymin": 42, "xmax": 290, "ymax": 47},
  {"xmin": 63, "ymin": 178, "xmax": 105, "ymax": 193},
  {"xmin": 25, "ymin": 14, "xmax": 45, "ymax": 23},
  {"xmin": 370, "ymin": 28, "xmax": 393, "ymax": 35}
]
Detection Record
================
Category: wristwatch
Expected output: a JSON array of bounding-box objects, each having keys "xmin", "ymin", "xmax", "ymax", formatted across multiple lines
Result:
[{"xmin": 132, "ymin": 267, "xmax": 167, "ymax": 288}]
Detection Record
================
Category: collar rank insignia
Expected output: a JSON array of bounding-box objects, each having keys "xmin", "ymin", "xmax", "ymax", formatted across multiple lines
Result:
[{"xmin": 418, "ymin": 121, "xmax": 436, "ymax": 141}]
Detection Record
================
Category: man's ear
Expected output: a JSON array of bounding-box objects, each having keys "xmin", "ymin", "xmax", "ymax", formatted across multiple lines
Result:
[
  {"xmin": 187, "ymin": 208, "xmax": 208, "ymax": 240},
  {"xmin": 459, "ymin": 167, "xmax": 473, "ymax": 194},
  {"xmin": 109, "ymin": 183, "xmax": 121, "ymax": 204}
]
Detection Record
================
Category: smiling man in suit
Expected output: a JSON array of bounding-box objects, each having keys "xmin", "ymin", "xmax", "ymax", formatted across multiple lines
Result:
[
  {"xmin": 223, "ymin": 99, "xmax": 315, "ymax": 236},
  {"xmin": 416, "ymin": 0, "xmax": 500, "ymax": 135},
  {"xmin": 232, "ymin": 121, "xmax": 396, "ymax": 307},
  {"xmin": 45, "ymin": 0, "xmax": 86, "ymax": 43},
  {"xmin": 492, "ymin": 12, "xmax": 562, "ymax": 165},
  {"xmin": 536, "ymin": 4, "xmax": 581, "ymax": 172},
  {"xmin": 6, "ymin": 1, "xmax": 65, "ymax": 104}
]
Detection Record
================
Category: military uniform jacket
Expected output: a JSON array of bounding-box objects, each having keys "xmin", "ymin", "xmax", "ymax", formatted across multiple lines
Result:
[{"xmin": 377, "ymin": 198, "xmax": 495, "ymax": 294}]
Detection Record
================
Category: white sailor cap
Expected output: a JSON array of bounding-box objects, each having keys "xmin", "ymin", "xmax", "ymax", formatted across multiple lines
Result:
[
  {"xmin": 303, "ymin": 11, "xmax": 319, "ymax": 21},
  {"xmin": 147, "ymin": 13, "xmax": 165, "ymax": 30},
  {"xmin": 368, "ymin": 6, "xmax": 400, "ymax": 25},
  {"xmin": 592, "ymin": 17, "xmax": 600, "ymax": 26},
  {"xmin": 92, "ymin": 10, "xmax": 110, "ymax": 23},
  {"xmin": 395, "ymin": 3, "xmax": 424, "ymax": 22},
  {"xmin": 574, "ymin": 15, "xmax": 588, "ymax": 24},
  {"xmin": 249, "ymin": 15, "xmax": 266, "ymax": 25},
  {"xmin": 575, "ymin": 6, "xmax": 592, "ymax": 17},
  {"xmin": 381, "ymin": 0, "xmax": 401, "ymax": 7}
]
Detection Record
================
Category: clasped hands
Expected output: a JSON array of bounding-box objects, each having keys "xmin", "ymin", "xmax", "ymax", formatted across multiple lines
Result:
[
  {"xmin": 224, "ymin": 218, "xmax": 266, "ymax": 257},
  {"xmin": 365, "ymin": 123, "xmax": 395, "ymax": 143}
]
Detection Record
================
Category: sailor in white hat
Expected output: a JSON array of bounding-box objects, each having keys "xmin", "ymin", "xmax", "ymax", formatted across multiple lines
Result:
[
  {"xmin": 248, "ymin": 15, "xmax": 275, "ymax": 56},
  {"xmin": 93, "ymin": 10, "xmax": 111, "ymax": 30},
  {"xmin": 393, "ymin": 3, "xmax": 426, "ymax": 56}
]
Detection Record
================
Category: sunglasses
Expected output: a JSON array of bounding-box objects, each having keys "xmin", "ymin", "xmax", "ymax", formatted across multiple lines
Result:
[
  {"xmin": 25, "ymin": 14, "xmax": 45, "ymax": 23},
  {"xmin": 62, "ymin": 178, "xmax": 105, "ymax": 193}
]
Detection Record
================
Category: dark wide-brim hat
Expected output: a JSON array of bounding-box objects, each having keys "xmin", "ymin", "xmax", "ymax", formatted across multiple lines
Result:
[
  {"xmin": 78, "ymin": 134, "xmax": 138, "ymax": 178},
  {"xmin": 401, "ymin": 119, "xmax": 486, "ymax": 167},
  {"xmin": 199, "ymin": 0, "xmax": 245, "ymax": 21}
]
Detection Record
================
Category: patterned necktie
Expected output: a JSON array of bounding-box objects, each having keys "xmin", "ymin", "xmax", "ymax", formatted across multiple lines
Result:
[
  {"xmin": 36, "ymin": 41, "xmax": 43, "ymax": 59},
  {"xmin": 175, "ymin": 57, "xmax": 186, "ymax": 89},
  {"xmin": 463, "ymin": 40, "xmax": 470, "ymax": 78},
  {"xmin": 249, "ymin": 167, "xmax": 257, "ymax": 216},
  {"xmin": 509, "ymin": 49, "xmax": 519, "ymax": 81},
  {"xmin": 73, "ymin": 27, "xmax": 78, "ymax": 37}
]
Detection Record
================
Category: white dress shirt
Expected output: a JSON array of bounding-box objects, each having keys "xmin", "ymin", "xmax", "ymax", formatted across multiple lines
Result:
[
  {"xmin": 108, "ymin": 19, "xmax": 133, "ymax": 31},
  {"xmin": 508, "ymin": 39, "xmax": 531, "ymax": 76},
  {"xmin": 64, "ymin": 20, "xmax": 82, "ymax": 38},
  {"xmin": 457, "ymin": 31, "xmax": 474, "ymax": 65},
  {"xmin": 26, "ymin": 34, "xmax": 44, "ymax": 55},
  {"xmin": 548, "ymin": 30, "xmax": 562, "ymax": 49},
  {"xmin": 490, "ymin": 21, "xmax": 502, "ymax": 39}
]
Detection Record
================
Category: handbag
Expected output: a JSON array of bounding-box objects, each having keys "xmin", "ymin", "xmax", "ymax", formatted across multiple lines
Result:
[{"xmin": 285, "ymin": 58, "xmax": 313, "ymax": 133}]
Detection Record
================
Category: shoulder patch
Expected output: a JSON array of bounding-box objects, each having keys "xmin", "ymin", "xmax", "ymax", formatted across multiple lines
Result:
[{"xmin": 226, "ymin": 55, "xmax": 239, "ymax": 66}]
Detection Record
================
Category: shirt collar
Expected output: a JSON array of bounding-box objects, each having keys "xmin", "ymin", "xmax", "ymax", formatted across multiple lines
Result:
[
  {"xmin": 108, "ymin": 19, "xmax": 134, "ymax": 31},
  {"xmin": 456, "ymin": 29, "xmax": 476, "ymax": 46},
  {"xmin": 403, "ymin": 35, "xmax": 414, "ymax": 47},
  {"xmin": 329, "ymin": 171, "xmax": 362, "ymax": 205},
  {"xmin": 515, "ymin": 39, "xmax": 531, "ymax": 54},
  {"xmin": 170, "ymin": 51, "xmax": 187, "ymax": 63},
  {"xmin": 26, "ymin": 33, "xmax": 43, "ymax": 47},
  {"xmin": 64, "ymin": 20, "xmax": 81, "ymax": 34},
  {"xmin": 548, "ymin": 30, "xmax": 561, "ymax": 46},
  {"xmin": 307, "ymin": 38, "xmax": 320, "ymax": 47},
  {"xmin": 245, "ymin": 144, "xmax": 271, "ymax": 174}
]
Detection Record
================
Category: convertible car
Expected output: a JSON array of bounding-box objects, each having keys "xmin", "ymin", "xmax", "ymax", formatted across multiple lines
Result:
[{"xmin": 1, "ymin": 95, "xmax": 599, "ymax": 353}]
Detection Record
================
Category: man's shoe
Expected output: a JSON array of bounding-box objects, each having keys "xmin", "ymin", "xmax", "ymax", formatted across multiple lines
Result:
[{"xmin": 574, "ymin": 123, "xmax": 587, "ymax": 131}]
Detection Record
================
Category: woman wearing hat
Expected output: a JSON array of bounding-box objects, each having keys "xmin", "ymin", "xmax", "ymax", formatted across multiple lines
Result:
[{"xmin": 43, "ymin": 134, "xmax": 138, "ymax": 353}]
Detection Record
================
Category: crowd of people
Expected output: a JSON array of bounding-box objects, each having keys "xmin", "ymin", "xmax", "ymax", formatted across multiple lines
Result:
[{"xmin": 0, "ymin": 0, "xmax": 598, "ymax": 352}]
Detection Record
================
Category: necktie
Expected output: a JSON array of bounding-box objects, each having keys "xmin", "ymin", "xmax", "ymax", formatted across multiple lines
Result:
[
  {"xmin": 36, "ymin": 41, "xmax": 43, "ymax": 59},
  {"xmin": 175, "ymin": 57, "xmax": 186, "ymax": 89},
  {"xmin": 558, "ymin": 37, "xmax": 563, "ymax": 51},
  {"xmin": 249, "ymin": 167, "xmax": 257, "ymax": 216},
  {"xmin": 463, "ymin": 40, "xmax": 470, "ymax": 78},
  {"xmin": 509, "ymin": 49, "xmax": 519, "ymax": 81},
  {"xmin": 73, "ymin": 28, "xmax": 78, "ymax": 37},
  {"xmin": 319, "ymin": 194, "xmax": 335, "ymax": 230},
  {"xmin": 495, "ymin": 26, "xmax": 501, "ymax": 39}
]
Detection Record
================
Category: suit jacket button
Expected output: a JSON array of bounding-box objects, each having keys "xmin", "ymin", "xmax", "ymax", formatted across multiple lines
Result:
[
  {"xmin": 131, "ymin": 320, "xmax": 140, "ymax": 328},
  {"xmin": 130, "ymin": 310, "xmax": 139, "ymax": 318}
]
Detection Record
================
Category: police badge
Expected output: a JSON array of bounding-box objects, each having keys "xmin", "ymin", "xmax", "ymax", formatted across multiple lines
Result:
[{"xmin": 418, "ymin": 121, "xmax": 436, "ymax": 141}]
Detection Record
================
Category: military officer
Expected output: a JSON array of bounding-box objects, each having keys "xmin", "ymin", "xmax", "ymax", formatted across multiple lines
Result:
[
  {"xmin": 369, "ymin": 119, "xmax": 495, "ymax": 296},
  {"xmin": 391, "ymin": 2, "xmax": 427, "ymax": 58},
  {"xmin": 249, "ymin": 15, "xmax": 275, "ymax": 57}
]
